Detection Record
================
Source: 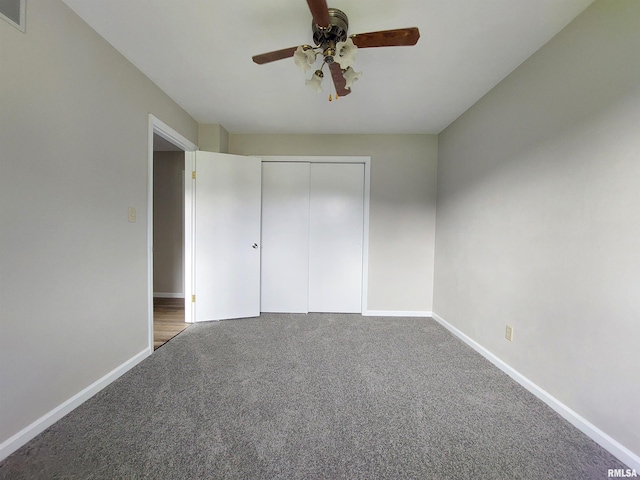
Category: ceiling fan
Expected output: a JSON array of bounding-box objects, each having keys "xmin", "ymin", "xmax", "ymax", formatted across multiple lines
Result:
[{"xmin": 252, "ymin": 0, "xmax": 420, "ymax": 100}]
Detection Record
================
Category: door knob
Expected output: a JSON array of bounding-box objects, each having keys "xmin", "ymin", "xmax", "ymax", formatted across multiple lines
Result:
[{"xmin": 252, "ymin": 243, "xmax": 259, "ymax": 249}]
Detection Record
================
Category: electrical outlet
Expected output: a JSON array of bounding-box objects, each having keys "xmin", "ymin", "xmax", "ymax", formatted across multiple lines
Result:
[
  {"xmin": 128, "ymin": 207, "xmax": 136, "ymax": 223},
  {"xmin": 505, "ymin": 325, "xmax": 514, "ymax": 341}
]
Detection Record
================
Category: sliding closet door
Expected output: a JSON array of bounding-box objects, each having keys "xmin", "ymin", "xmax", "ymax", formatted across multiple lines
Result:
[
  {"xmin": 308, "ymin": 163, "xmax": 364, "ymax": 313},
  {"xmin": 260, "ymin": 163, "xmax": 310, "ymax": 312}
]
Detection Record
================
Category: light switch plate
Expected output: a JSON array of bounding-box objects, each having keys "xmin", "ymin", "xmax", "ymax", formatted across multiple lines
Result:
[
  {"xmin": 505, "ymin": 325, "xmax": 514, "ymax": 341},
  {"xmin": 128, "ymin": 207, "xmax": 136, "ymax": 223}
]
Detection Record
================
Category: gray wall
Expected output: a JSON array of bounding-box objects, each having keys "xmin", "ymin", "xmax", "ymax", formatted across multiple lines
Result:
[
  {"xmin": 230, "ymin": 134, "xmax": 438, "ymax": 313},
  {"xmin": 434, "ymin": 0, "xmax": 640, "ymax": 457},
  {"xmin": 153, "ymin": 152, "xmax": 185, "ymax": 296},
  {"xmin": 199, "ymin": 124, "xmax": 229, "ymax": 153},
  {"xmin": 0, "ymin": 0, "xmax": 198, "ymax": 445},
  {"xmin": 4, "ymin": 0, "xmax": 636, "ymax": 466}
]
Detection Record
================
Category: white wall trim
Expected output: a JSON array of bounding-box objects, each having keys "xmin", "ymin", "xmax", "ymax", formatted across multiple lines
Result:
[
  {"xmin": 364, "ymin": 310, "xmax": 432, "ymax": 317},
  {"xmin": 0, "ymin": 348, "xmax": 151, "ymax": 462},
  {"xmin": 260, "ymin": 156, "xmax": 371, "ymax": 164},
  {"xmin": 430, "ymin": 312, "xmax": 640, "ymax": 471},
  {"xmin": 150, "ymin": 115, "xmax": 198, "ymax": 152},
  {"xmin": 360, "ymin": 159, "xmax": 371, "ymax": 314},
  {"xmin": 152, "ymin": 292, "xmax": 185, "ymax": 299}
]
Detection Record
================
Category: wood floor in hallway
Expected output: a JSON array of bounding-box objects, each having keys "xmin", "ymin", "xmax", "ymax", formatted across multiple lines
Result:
[{"xmin": 153, "ymin": 298, "xmax": 189, "ymax": 350}]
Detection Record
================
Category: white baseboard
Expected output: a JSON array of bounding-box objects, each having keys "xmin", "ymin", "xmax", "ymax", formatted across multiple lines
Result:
[
  {"xmin": 363, "ymin": 310, "xmax": 432, "ymax": 317},
  {"xmin": 430, "ymin": 312, "xmax": 640, "ymax": 472},
  {"xmin": 0, "ymin": 347, "xmax": 151, "ymax": 462},
  {"xmin": 153, "ymin": 292, "xmax": 184, "ymax": 299}
]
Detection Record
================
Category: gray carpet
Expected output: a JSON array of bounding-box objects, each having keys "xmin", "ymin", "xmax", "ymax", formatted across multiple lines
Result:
[{"xmin": 0, "ymin": 314, "xmax": 628, "ymax": 479}]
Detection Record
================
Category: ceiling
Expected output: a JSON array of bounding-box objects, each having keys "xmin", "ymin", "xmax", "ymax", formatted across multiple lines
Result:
[{"xmin": 61, "ymin": 0, "xmax": 594, "ymax": 135}]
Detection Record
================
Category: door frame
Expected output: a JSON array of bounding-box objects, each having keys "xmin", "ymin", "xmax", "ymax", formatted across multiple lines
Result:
[
  {"xmin": 260, "ymin": 156, "xmax": 371, "ymax": 313},
  {"xmin": 147, "ymin": 114, "xmax": 198, "ymax": 351}
]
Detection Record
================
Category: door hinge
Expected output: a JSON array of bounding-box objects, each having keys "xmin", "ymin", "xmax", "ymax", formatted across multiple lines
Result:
[
  {"xmin": 192, "ymin": 171, "xmax": 196, "ymax": 180},
  {"xmin": 191, "ymin": 294, "xmax": 196, "ymax": 303}
]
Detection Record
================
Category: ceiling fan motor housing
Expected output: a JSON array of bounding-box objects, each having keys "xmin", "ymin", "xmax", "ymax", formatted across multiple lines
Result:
[{"xmin": 312, "ymin": 8, "xmax": 349, "ymax": 56}]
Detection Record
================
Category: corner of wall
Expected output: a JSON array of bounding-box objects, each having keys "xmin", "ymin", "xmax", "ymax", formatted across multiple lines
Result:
[{"xmin": 198, "ymin": 124, "xmax": 229, "ymax": 153}]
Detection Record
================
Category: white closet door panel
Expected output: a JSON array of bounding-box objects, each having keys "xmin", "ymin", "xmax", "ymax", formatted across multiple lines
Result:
[
  {"xmin": 194, "ymin": 151, "xmax": 261, "ymax": 321},
  {"xmin": 260, "ymin": 163, "xmax": 310, "ymax": 313},
  {"xmin": 308, "ymin": 163, "xmax": 364, "ymax": 313}
]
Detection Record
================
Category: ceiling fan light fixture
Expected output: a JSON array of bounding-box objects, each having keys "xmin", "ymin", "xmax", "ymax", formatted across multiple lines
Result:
[
  {"xmin": 252, "ymin": 3, "xmax": 420, "ymax": 99},
  {"xmin": 335, "ymin": 37, "xmax": 357, "ymax": 69},
  {"xmin": 343, "ymin": 66, "xmax": 361, "ymax": 89},
  {"xmin": 305, "ymin": 69, "xmax": 324, "ymax": 92},
  {"xmin": 294, "ymin": 45, "xmax": 317, "ymax": 72}
]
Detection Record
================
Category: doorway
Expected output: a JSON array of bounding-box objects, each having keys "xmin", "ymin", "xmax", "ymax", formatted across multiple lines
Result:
[
  {"xmin": 153, "ymin": 143, "xmax": 186, "ymax": 349},
  {"xmin": 148, "ymin": 115, "xmax": 198, "ymax": 350}
]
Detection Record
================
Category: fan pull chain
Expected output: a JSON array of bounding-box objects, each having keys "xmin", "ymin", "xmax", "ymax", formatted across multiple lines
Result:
[{"xmin": 328, "ymin": 82, "xmax": 339, "ymax": 102}]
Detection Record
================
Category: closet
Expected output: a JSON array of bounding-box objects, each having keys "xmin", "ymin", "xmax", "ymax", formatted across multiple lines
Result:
[{"xmin": 261, "ymin": 161, "xmax": 365, "ymax": 313}]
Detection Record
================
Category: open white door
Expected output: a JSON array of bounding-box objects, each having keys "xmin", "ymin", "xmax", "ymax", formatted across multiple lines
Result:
[{"xmin": 192, "ymin": 151, "xmax": 261, "ymax": 321}]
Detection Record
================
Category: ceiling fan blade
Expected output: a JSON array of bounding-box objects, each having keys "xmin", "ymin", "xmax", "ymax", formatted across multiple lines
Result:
[
  {"xmin": 350, "ymin": 27, "xmax": 420, "ymax": 48},
  {"xmin": 306, "ymin": 0, "xmax": 330, "ymax": 28},
  {"xmin": 252, "ymin": 46, "xmax": 298, "ymax": 65},
  {"xmin": 329, "ymin": 62, "xmax": 351, "ymax": 97}
]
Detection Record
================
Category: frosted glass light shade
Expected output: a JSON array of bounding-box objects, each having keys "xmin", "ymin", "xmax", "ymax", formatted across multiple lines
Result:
[
  {"xmin": 336, "ymin": 38, "xmax": 357, "ymax": 69},
  {"xmin": 343, "ymin": 67, "xmax": 362, "ymax": 89},
  {"xmin": 305, "ymin": 70, "xmax": 324, "ymax": 92},
  {"xmin": 294, "ymin": 46, "xmax": 316, "ymax": 73}
]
